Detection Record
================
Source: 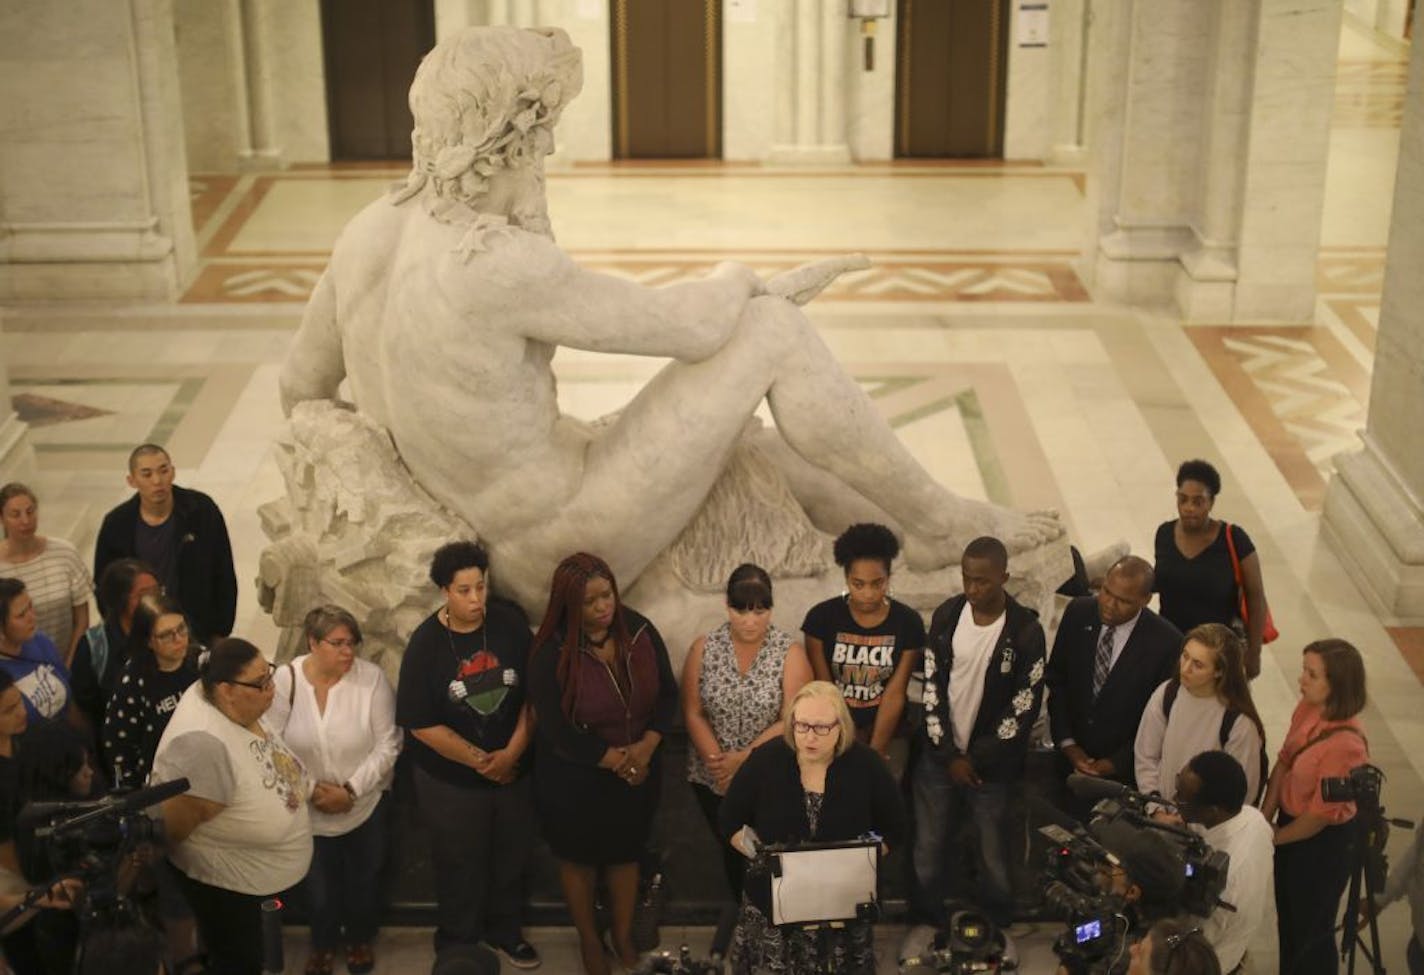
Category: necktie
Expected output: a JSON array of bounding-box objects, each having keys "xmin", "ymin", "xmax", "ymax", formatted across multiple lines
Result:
[{"xmin": 1092, "ymin": 625, "xmax": 1116, "ymax": 698}]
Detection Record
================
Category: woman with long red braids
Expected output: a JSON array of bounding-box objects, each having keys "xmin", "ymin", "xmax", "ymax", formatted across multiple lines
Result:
[{"xmin": 528, "ymin": 552, "xmax": 677, "ymax": 975}]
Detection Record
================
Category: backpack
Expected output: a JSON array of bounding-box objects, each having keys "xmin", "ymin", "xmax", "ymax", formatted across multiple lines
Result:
[
  {"xmin": 83, "ymin": 622, "xmax": 110, "ymax": 680},
  {"xmin": 1162, "ymin": 679, "xmax": 1269, "ymax": 804}
]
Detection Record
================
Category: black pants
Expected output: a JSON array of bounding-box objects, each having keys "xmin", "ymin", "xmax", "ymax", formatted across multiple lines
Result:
[
  {"xmin": 175, "ymin": 867, "xmax": 264, "ymax": 975},
  {"xmin": 303, "ymin": 792, "xmax": 390, "ymax": 950},
  {"xmin": 413, "ymin": 765, "xmax": 534, "ymax": 952},
  {"xmin": 691, "ymin": 782, "xmax": 746, "ymax": 900},
  {"xmin": 1274, "ymin": 814, "xmax": 1353, "ymax": 975}
]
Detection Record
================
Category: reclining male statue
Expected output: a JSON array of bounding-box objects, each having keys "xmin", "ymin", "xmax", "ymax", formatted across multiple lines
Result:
[{"xmin": 271, "ymin": 25, "xmax": 1067, "ymax": 662}]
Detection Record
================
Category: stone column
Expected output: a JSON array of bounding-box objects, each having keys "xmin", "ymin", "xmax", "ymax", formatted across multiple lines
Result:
[
  {"xmin": 1322, "ymin": 21, "xmax": 1424, "ymax": 623},
  {"xmin": 0, "ymin": 0, "xmax": 196, "ymax": 301},
  {"xmin": 768, "ymin": 0, "xmax": 851, "ymax": 164},
  {"xmin": 1086, "ymin": 0, "xmax": 1342, "ymax": 321}
]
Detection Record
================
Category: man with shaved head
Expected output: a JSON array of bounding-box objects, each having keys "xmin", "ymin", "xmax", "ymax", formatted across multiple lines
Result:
[{"xmin": 1045, "ymin": 556, "xmax": 1181, "ymax": 813}]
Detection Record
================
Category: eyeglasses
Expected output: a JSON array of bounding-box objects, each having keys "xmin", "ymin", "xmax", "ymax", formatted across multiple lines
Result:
[
  {"xmin": 153, "ymin": 622, "xmax": 188, "ymax": 645},
  {"xmin": 792, "ymin": 720, "xmax": 838, "ymax": 737},
  {"xmin": 225, "ymin": 662, "xmax": 276, "ymax": 692},
  {"xmin": 1163, "ymin": 926, "xmax": 1203, "ymax": 968},
  {"xmin": 320, "ymin": 637, "xmax": 360, "ymax": 650}
]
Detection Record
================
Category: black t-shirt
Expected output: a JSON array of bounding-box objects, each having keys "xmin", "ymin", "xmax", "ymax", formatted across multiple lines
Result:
[
  {"xmin": 396, "ymin": 601, "xmax": 531, "ymax": 789},
  {"xmin": 149, "ymin": 665, "xmax": 194, "ymax": 727},
  {"xmin": 1153, "ymin": 521, "xmax": 1256, "ymax": 633},
  {"xmin": 134, "ymin": 516, "xmax": 178, "ymax": 591},
  {"xmin": 801, "ymin": 597, "xmax": 926, "ymax": 730},
  {"xmin": 0, "ymin": 751, "xmax": 17, "ymax": 846}
]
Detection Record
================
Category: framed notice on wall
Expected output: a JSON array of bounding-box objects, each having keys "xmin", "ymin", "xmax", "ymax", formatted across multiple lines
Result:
[{"xmin": 1017, "ymin": 2, "xmax": 1049, "ymax": 47}]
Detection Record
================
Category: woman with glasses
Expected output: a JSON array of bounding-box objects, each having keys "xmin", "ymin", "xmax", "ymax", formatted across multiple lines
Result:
[
  {"xmin": 719, "ymin": 680, "xmax": 907, "ymax": 975},
  {"xmin": 103, "ymin": 592, "xmax": 204, "ymax": 973},
  {"xmin": 152, "ymin": 637, "xmax": 313, "ymax": 975},
  {"xmin": 1125, "ymin": 918, "xmax": 1221, "ymax": 975},
  {"xmin": 266, "ymin": 605, "xmax": 399, "ymax": 975}
]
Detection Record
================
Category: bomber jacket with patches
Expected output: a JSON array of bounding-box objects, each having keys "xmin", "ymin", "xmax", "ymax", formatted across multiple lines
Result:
[{"xmin": 921, "ymin": 593, "xmax": 1045, "ymax": 783}]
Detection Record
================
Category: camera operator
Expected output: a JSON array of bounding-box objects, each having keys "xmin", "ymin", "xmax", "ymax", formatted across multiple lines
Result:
[
  {"xmin": 1052, "ymin": 819, "xmax": 1187, "ymax": 975},
  {"xmin": 1260, "ymin": 639, "xmax": 1368, "ymax": 975},
  {"xmin": 1168, "ymin": 751, "xmax": 1271, "ymax": 974}
]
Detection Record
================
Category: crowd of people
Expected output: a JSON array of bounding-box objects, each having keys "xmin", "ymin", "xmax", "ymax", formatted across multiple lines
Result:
[{"xmin": 0, "ymin": 448, "xmax": 1412, "ymax": 975}]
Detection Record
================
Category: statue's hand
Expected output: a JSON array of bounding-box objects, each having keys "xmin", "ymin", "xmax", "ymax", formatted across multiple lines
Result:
[{"xmin": 766, "ymin": 254, "xmax": 872, "ymax": 305}]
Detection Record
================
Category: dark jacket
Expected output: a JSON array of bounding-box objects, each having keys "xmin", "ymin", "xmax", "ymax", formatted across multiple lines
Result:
[
  {"xmin": 93, "ymin": 484, "xmax": 237, "ymax": 646},
  {"xmin": 1044, "ymin": 596, "xmax": 1181, "ymax": 785},
  {"xmin": 920, "ymin": 593, "xmax": 1046, "ymax": 782},
  {"xmin": 529, "ymin": 607, "xmax": 677, "ymax": 766},
  {"xmin": 718, "ymin": 738, "xmax": 907, "ymax": 851}
]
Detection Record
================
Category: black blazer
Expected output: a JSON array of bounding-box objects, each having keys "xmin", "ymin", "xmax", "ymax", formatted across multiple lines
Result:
[
  {"xmin": 1044, "ymin": 596, "xmax": 1181, "ymax": 785},
  {"xmin": 93, "ymin": 484, "xmax": 238, "ymax": 646}
]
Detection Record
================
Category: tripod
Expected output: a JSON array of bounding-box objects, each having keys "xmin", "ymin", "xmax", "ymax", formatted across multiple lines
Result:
[{"xmin": 1339, "ymin": 794, "xmax": 1414, "ymax": 975}]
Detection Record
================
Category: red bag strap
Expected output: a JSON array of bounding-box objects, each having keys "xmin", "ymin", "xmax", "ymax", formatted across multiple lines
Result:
[{"xmin": 1224, "ymin": 522, "xmax": 1244, "ymax": 587}]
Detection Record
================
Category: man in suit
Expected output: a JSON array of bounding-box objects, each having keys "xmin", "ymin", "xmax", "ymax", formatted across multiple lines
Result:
[{"xmin": 1045, "ymin": 555, "xmax": 1180, "ymax": 812}]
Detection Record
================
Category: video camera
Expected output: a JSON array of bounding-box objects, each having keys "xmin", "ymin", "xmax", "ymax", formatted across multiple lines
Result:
[
  {"xmin": 1038, "ymin": 776, "xmax": 1230, "ymax": 974},
  {"xmin": 898, "ymin": 905, "xmax": 1016, "ymax": 974},
  {"xmin": 2, "ymin": 778, "xmax": 190, "ymax": 933}
]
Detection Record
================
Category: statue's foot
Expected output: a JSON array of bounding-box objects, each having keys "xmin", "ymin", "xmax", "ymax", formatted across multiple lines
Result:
[{"xmin": 903, "ymin": 500, "xmax": 1065, "ymax": 572}]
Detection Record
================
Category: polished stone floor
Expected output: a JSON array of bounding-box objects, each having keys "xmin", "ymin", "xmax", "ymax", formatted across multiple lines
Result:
[{"xmin": 4, "ymin": 11, "xmax": 1422, "ymax": 975}]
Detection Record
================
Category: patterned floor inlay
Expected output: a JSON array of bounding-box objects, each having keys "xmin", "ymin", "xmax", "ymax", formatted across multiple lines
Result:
[
  {"xmin": 189, "ymin": 174, "xmax": 241, "ymax": 236},
  {"xmin": 11, "ymin": 392, "xmax": 114, "ymax": 427},
  {"xmin": 1386, "ymin": 627, "xmax": 1424, "ymax": 686},
  {"xmin": 1334, "ymin": 59, "xmax": 1408, "ymax": 127},
  {"xmin": 180, "ymin": 255, "xmax": 1089, "ymax": 304},
  {"xmin": 1189, "ymin": 326, "xmax": 1371, "ymax": 511}
]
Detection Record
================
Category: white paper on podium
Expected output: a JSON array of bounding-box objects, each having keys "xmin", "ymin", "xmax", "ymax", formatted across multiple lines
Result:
[{"xmin": 769, "ymin": 844, "xmax": 878, "ymax": 925}]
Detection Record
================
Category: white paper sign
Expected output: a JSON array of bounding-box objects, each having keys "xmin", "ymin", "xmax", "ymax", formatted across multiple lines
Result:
[
  {"xmin": 769, "ymin": 845, "xmax": 878, "ymax": 925},
  {"xmin": 1017, "ymin": 2, "xmax": 1050, "ymax": 47}
]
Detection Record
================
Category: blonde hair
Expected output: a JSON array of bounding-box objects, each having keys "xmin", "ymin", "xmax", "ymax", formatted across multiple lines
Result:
[{"xmin": 782, "ymin": 680, "xmax": 854, "ymax": 757}]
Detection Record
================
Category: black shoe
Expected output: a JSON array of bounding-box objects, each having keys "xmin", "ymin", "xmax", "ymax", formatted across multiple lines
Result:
[{"xmin": 493, "ymin": 939, "xmax": 541, "ymax": 970}]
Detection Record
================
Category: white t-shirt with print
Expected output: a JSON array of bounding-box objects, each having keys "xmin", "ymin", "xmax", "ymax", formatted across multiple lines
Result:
[{"xmin": 151, "ymin": 683, "xmax": 313, "ymax": 895}]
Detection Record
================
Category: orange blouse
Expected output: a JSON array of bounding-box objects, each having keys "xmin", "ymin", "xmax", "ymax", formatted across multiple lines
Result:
[{"xmin": 1276, "ymin": 700, "xmax": 1368, "ymax": 824}]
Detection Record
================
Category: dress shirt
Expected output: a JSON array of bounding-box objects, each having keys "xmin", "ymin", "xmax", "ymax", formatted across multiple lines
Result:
[{"xmin": 1059, "ymin": 609, "xmax": 1142, "ymax": 749}]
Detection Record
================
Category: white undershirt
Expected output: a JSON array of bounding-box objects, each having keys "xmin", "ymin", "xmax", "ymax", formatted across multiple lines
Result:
[{"xmin": 949, "ymin": 602, "xmax": 1005, "ymax": 752}]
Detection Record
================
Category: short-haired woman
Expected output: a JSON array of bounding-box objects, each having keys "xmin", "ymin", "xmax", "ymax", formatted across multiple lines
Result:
[
  {"xmin": 1134, "ymin": 623, "xmax": 1267, "ymax": 805},
  {"xmin": 801, "ymin": 524, "xmax": 925, "ymax": 760},
  {"xmin": 682, "ymin": 564, "xmax": 812, "ymax": 900},
  {"xmin": 268, "ymin": 605, "xmax": 399, "ymax": 975},
  {"xmin": 719, "ymin": 681, "xmax": 907, "ymax": 975},
  {"xmin": 1126, "ymin": 917, "xmax": 1221, "ymax": 975},
  {"xmin": 153, "ymin": 638, "xmax": 313, "ymax": 975},
  {"xmin": 1153, "ymin": 460, "xmax": 1269, "ymax": 678},
  {"xmin": 1261, "ymin": 639, "xmax": 1370, "ymax": 975},
  {"xmin": 529, "ymin": 552, "xmax": 677, "ymax": 975},
  {"xmin": 0, "ymin": 482, "xmax": 92, "ymax": 665},
  {"xmin": 395, "ymin": 541, "xmax": 540, "ymax": 968}
]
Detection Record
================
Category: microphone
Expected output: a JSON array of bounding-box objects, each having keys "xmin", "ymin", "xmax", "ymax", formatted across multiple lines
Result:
[
  {"xmin": 1066, "ymin": 773, "xmax": 1130, "ymax": 803},
  {"xmin": 17, "ymin": 778, "xmax": 191, "ymax": 834}
]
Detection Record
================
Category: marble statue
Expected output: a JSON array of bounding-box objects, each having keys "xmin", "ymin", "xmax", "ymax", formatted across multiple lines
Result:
[{"xmin": 263, "ymin": 26, "xmax": 1070, "ymax": 673}]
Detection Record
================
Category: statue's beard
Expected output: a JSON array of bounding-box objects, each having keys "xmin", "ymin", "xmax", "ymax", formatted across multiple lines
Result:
[{"xmin": 506, "ymin": 168, "xmax": 554, "ymax": 240}]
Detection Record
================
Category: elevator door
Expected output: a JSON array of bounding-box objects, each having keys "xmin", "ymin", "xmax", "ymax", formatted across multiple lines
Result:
[
  {"xmin": 611, "ymin": 0, "xmax": 722, "ymax": 158},
  {"xmin": 895, "ymin": 0, "xmax": 1010, "ymax": 158},
  {"xmin": 321, "ymin": 0, "xmax": 435, "ymax": 160}
]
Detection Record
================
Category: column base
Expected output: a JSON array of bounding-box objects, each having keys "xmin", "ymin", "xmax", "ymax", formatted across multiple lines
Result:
[
  {"xmin": 766, "ymin": 143, "xmax": 853, "ymax": 165},
  {"xmin": 0, "ymin": 259, "xmax": 181, "ymax": 302},
  {"xmin": 1322, "ymin": 435, "xmax": 1424, "ymax": 624}
]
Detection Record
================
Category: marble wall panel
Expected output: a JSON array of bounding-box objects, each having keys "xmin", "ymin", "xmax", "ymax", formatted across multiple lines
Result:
[
  {"xmin": 174, "ymin": 0, "xmax": 241, "ymax": 171},
  {"xmin": 1004, "ymin": 1, "xmax": 1051, "ymax": 160},
  {"xmin": 846, "ymin": 7, "xmax": 895, "ymax": 162}
]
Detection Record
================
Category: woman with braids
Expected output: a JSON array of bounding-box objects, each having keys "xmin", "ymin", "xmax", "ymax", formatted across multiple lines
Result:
[
  {"xmin": 528, "ymin": 552, "xmax": 677, "ymax": 975},
  {"xmin": 800, "ymin": 523, "xmax": 925, "ymax": 761}
]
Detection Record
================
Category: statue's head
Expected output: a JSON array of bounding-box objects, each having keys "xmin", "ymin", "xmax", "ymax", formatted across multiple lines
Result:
[{"xmin": 404, "ymin": 26, "xmax": 583, "ymax": 227}]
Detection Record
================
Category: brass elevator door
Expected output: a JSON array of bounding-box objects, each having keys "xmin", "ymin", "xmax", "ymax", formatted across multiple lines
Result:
[
  {"xmin": 895, "ymin": 0, "xmax": 1010, "ymax": 158},
  {"xmin": 611, "ymin": 0, "xmax": 722, "ymax": 159}
]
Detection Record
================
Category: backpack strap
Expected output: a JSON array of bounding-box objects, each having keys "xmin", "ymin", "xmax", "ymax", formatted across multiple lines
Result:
[
  {"xmin": 86, "ymin": 623, "xmax": 110, "ymax": 680},
  {"xmin": 1161, "ymin": 678, "xmax": 1181, "ymax": 720}
]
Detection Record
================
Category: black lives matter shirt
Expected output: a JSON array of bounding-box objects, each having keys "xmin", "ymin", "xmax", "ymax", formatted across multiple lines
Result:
[{"xmin": 801, "ymin": 596, "xmax": 926, "ymax": 731}]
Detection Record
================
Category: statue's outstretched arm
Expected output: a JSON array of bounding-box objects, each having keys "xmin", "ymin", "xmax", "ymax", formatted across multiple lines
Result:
[
  {"xmin": 504, "ymin": 239, "xmax": 761, "ymax": 362},
  {"xmin": 279, "ymin": 269, "xmax": 347, "ymax": 416}
]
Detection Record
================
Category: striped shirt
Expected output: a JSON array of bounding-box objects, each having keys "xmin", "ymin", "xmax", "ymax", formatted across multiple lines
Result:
[{"xmin": 0, "ymin": 538, "xmax": 92, "ymax": 654}]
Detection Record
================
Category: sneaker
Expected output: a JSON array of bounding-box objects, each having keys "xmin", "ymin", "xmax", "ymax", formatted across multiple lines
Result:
[{"xmin": 493, "ymin": 939, "xmax": 541, "ymax": 970}]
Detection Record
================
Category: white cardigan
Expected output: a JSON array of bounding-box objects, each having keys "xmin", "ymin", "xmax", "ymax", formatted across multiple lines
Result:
[{"xmin": 265, "ymin": 655, "xmax": 401, "ymax": 837}]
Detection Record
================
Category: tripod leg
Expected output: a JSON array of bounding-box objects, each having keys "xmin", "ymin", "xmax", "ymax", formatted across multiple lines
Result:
[
  {"xmin": 1344, "ymin": 861, "xmax": 1364, "ymax": 975},
  {"xmin": 1362, "ymin": 860, "xmax": 1387, "ymax": 975}
]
